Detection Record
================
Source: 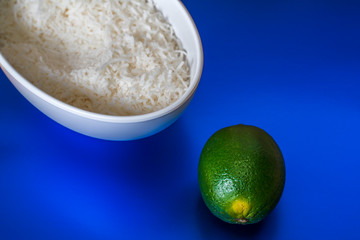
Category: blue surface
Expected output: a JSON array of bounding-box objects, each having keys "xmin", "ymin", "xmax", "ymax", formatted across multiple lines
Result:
[{"xmin": 1, "ymin": 0, "xmax": 360, "ymax": 239}]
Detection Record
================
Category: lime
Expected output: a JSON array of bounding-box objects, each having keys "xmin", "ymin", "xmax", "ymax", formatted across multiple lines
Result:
[{"xmin": 198, "ymin": 124, "xmax": 285, "ymax": 224}]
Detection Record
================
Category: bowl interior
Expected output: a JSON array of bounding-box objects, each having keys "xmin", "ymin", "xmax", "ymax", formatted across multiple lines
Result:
[{"xmin": 154, "ymin": 0, "xmax": 203, "ymax": 83}]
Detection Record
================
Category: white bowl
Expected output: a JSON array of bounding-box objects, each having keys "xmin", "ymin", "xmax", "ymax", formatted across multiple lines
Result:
[{"xmin": 0, "ymin": 0, "xmax": 203, "ymax": 141}]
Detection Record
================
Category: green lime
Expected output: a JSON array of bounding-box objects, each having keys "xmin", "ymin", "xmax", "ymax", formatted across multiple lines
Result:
[{"xmin": 198, "ymin": 124, "xmax": 285, "ymax": 224}]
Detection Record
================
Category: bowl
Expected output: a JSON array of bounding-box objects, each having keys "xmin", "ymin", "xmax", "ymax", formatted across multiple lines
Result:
[{"xmin": 0, "ymin": 0, "xmax": 203, "ymax": 141}]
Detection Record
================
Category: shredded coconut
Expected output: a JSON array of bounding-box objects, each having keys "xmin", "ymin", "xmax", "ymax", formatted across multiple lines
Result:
[{"xmin": 0, "ymin": 0, "xmax": 190, "ymax": 115}]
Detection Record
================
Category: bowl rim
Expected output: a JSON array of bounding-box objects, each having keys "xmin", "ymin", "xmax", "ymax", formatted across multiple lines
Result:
[{"xmin": 0, "ymin": 0, "xmax": 203, "ymax": 124}]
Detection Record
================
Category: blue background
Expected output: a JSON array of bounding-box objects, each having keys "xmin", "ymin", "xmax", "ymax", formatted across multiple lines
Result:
[{"xmin": 1, "ymin": 0, "xmax": 360, "ymax": 239}]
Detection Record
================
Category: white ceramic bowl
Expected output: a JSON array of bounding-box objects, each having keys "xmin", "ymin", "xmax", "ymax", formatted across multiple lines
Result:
[{"xmin": 0, "ymin": 0, "xmax": 203, "ymax": 141}]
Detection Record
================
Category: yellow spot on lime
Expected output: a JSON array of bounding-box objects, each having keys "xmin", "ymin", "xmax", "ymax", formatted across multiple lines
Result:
[{"xmin": 229, "ymin": 199, "xmax": 250, "ymax": 218}]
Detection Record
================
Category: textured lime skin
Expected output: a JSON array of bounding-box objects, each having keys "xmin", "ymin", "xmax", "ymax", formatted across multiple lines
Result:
[{"xmin": 198, "ymin": 124, "xmax": 285, "ymax": 224}]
